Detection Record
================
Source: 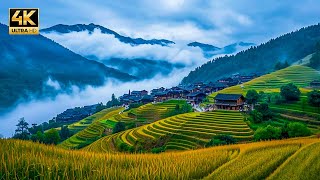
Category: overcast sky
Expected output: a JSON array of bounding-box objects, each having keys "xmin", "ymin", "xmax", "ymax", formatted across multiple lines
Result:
[{"xmin": 1, "ymin": 0, "xmax": 320, "ymax": 46}]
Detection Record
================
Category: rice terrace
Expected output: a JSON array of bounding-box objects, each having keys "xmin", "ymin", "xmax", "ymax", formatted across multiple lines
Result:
[{"xmin": 1, "ymin": 1, "xmax": 320, "ymax": 179}]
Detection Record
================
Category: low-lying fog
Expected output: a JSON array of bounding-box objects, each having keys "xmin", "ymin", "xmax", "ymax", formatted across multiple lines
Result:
[{"xmin": 0, "ymin": 68, "xmax": 190, "ymax": 137}]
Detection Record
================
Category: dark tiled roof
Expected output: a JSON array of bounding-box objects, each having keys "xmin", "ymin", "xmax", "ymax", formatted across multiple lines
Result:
[
  {"xmin": 187, "ymin": 92, "xmax": 206, "ymax": 97},
  {"xmin": 214, "ymin": 93, "xmax": 244, "ymax": 101},
  {"xmin": 141, "ymin": 95, "xmax": 154, "ymax": 100}
]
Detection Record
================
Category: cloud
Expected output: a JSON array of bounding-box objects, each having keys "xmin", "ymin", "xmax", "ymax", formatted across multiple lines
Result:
[
  {"xmin": 42, "ymin": 29, "xmax": 208, "ymax": 66},
  {"xmin": 0, "ymin": 67, "xmax": 190, "ymax": 137},
  {"xmin": 46, "ymin": 77, "xmax": 61, "ymax": 90}
]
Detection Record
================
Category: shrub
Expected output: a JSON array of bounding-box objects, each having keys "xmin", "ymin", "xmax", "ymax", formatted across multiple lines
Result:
[
  {"xmin": 151, "ymin": 146, "xmax": 166, "ymax": 154},
  {"xmin": 254, "ymin": 125, "xmax": 282, "ymax": 141},
  {"xmin": 246, "ymin": 89, "xmax": 259, "ymax": 104},
  {"xmin": 287, "ymin": 122, "xmax": 311, "ymax": 138},
  {"xmin": 207, "ymin": 135, "xmax": 237, "ymax": 147},
  {"xmin": 255, "ymin": 103, "xmax": 274, "ymax": 121},
  {"xmin": 280, "ymin": 83, "xmax": 301, "ymax": 101},
  {"xmin": 308, "ymin": 90, "xmax": 320, "ymax": 109},
  {"xmin": 44, "ymin": 129, "xmax": 60, "ymax": 145},
  {"xmin": 250, "ymin": 110, "xmax": 263, "ymax": 123},
  {"xmin": 113, "ymin": 122, "xmax": 126, "ymax": 134}
]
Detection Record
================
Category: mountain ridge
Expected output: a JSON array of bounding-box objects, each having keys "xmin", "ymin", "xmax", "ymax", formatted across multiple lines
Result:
[
  {"xmin": 0, "ymin": 23, "xmax": 136, "ymax": 112},
  {"xmin": 41, "ymin": 23, "xmax": 175, "ymax": 46},
  {"xmin": 182, "ymin": 23, "xmax": 320, "ymax": 84}
]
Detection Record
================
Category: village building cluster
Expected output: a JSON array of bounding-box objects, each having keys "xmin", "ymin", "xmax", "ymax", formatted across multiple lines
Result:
[
  {"xmin": 54, "ymin": 104, "xmax": 99, "ymax": 123},
  {"xmin": 119, "ymin": 73, "xmax": 261, "ymax": 109}
]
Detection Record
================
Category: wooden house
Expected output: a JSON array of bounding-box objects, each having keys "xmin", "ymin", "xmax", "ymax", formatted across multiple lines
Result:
[
  {"xmin": 214, "ymin": 93, "xmax": 245, "ymax": 110},
  {"xmin": 187, "ymin": 92, "xmax": 206, "ymax": 104}
]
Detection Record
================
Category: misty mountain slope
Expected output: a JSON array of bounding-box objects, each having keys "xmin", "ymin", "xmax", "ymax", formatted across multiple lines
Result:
[
  {"xmin": 188, "ymin": 41, "xmax": 255, "ymax": 58},
  {"xmin": 100, "ymin": 58, "xmax": 185, "ymax": 79},
  {"xmin": 41, "ymin": 23, "xmax": 175, "ymax": 46},
  {"xmin": 0, "ymin": 23, "xmax": 136, "ymax": 112},
  {"xmin": 182, "ymin": 23, "xmax": 320, "ymax": 84}
]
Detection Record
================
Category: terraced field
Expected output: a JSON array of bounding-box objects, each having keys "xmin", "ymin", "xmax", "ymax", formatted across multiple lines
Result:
[
  {"xmin": 207, "ymin": 65, "xmax": 320, "ymax": 133},
  {"xmin": 85, "ymin": 110, "xmax": 254, "ymax": 152},
  {"xmin": 61, "ymin": 100, "xmax": 190, "ymax": 150},
  {"xmin": 58, "ymin": 107, "xmax": 123, "ymax": 149},
  {"xmin": 208, "ymin": 65, "xmax": 320, "ymax": 102},
  {"xmin": 131, "ymin": 100, "xmax": 190, "ymax": 123},
  {"xmin": 66, "ymin": 107, "xmax": 123, "ymax": 134},
  {"xmin": 2, "ymin": 138, "xmax": 320, "ymax": 179}
]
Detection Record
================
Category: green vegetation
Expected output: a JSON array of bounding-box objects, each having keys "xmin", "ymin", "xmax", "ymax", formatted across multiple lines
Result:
[
  {"xmin": 254, "ymin": 125, "xmax": 282, "ymax": 141},
  {"xmin": 280, "ymin": 83, "xmax": 301, "ymax": 101},
  {"xmin": 12, "ymin": 118, "xmax": 29, "ymax": 140},
  {"xmin": 182, "ymin": 24, "xmax": 320, "ymax": 84},
  {"xmin": 206, "ymin": 135, "xmax": 237, "ymax": 147},
  {"xmin": 60, "ymin": 100, "xmax": 191, "ymax": 150},
  {"xmin": 112, "ymin": 121, "xmax": 126, "ymax": 134},
  {"xmin": 44, "ymin": 129, "xmax": 61, "ymax": 145},
  {"xmin": 206, "ymin": 65, "xmax": 320, "ymax": 134},
  {"xmin": 285, "ymin": 122, "xmax": 312, "ymax": 138},
  {"xmin": 308, "ymin": 90, "xmax": 320, "ymax": 109},
  {"xmin": 58, "ymin": 107, "xmax": 123, "ymax": 149},
  {"xmin": 274, "ymin": 61, "xmax": 290, "ymax": 70},
  {"xmin": 308, "ymin": 41, "xmax": 320, "ymax": 69},
  {"xmin": 246, "ymin": 89, "xmax": 259, "ymax": 104},
  {"xmin": 85, "ymin": 111, "xmax": 253, "ymax": 153}
]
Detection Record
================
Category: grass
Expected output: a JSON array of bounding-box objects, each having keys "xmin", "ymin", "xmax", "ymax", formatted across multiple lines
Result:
[
  {"xmin": 58, "ymin": 107, "xmax": 123, "ymax": 149},
  {"xmin": 61, "ymin": 100, "xmax": 190, "ymax": 150},
  {"xmin": 268, "ymin": 141, "xmax": 320, "ymax": 180},
  {"xmin": 206, "ymin": 65, "xmax": 320, "ymax": 134},
  {"xmin": 1, "ymin": 138, "xmax": 319, "ymax": 179},
  {"xmin": 65, "ymin": 107, "xmax": 123, "ymax": 134},
  {"xmin": 207, "ymin": 65, "xmax": 320, "ymax": 102},
  {"xmin": 85, "ymin": 110, "xmax": 254, "ymax": 152}
]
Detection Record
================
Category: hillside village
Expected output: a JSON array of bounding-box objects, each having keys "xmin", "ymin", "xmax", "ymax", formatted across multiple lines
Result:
[{"xmin": 119, "ymin": 73, "xmax": 260, "ymax": 107}]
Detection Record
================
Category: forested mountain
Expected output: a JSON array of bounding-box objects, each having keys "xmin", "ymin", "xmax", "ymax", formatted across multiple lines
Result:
[
  {"xmin": 187, "ymin": 41, "xmax": 254, "ymax": 58},
  {"xmin": 41, "ymin": 23, "xmax": 175, "ymax": 46},
  {"xmin": 99, "ymin": 58, "xmax": 185, "ymax": 79},
  {"xmin": 182, "ymin": 23, "xmax": 320, "ymax": 84},
  {"xmin": 0, "ymin": 24, "xmax": 136, "ymax": 112}
]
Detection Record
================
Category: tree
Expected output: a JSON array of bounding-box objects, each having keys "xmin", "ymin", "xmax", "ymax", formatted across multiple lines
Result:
[
  {"xmin": 246, "ymin": 89, "xmax": 259, "ymax": 105},
  {"xmin": 175, "ymin": 104, "xmax": 180, "ymax": 111},
  {"xmin": 113, "ymin": 121, "xmax": 126, "ymax": 134},
  {"xmin": 106, "ymin": 94, "xmax": 121, "ymax": 107},
  {"xmin": 207, "ymin": 135, "xmax": 237, "ymax": 147},
  {"xmin": 309, "ymin": 52, "xmax": 320, "ymax": 69},
  {"xmin": 95, "ymin": 103, "xmax": 106, "ymax": 113},
  {"xmin": 316, "ymin": 41, "xmax": 320, "ymax": 52},
  {"xmin": 255, "ymin": 103, "xmax": 274, "ymax": 121},
  {"xmin": 309, "ymin": 42, "xmax": 320, "ymax": 69},
  {"xmin": 250, "ymin": 110, "xmax": 263, "ymax": 123},
  {"xmin": 13, "ymin": 117, "xmax": 30, "ymax": 140},
  {"xmin": 286, "ymin": 122, "xmax": 311, "ymax": 137},
  {"xmin": 308, "ymin": 90, "xmax": 320, "ymax": 112},
  {"xmin": 60, "ymin": 125, "xmax": 70, "ymax": 140},
  {"xmin": 44, "ymin": 128, "xmax": 60, "ymax": 145},
  {"xmin": 254, "ymin": 125, "xmax": 282, "ymax": 141},
  {"xmin": 280, "ymin": 83, "xmax": 301, "ymax": 101},
  {"xmin": 274, "ymin": 61, "xmax": 289, "ymax": 70},
  {"xmin": 31, "ymin": 131, "xmax": 45, "ymax": 143}
]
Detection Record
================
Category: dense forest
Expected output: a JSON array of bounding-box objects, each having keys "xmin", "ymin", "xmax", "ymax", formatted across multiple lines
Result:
[
  {"xmin": 0, "ymin": 24, "xmax": 136, "ymax": 112},
  {"xmin": 182, "ymin": 23, "xmax": 320, "ymax": 84}
]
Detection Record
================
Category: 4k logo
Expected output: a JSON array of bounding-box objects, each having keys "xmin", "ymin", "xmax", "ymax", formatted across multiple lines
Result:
[{"xmin": 9, "ymin": 8, "xmax": 39, "ymax": 35}]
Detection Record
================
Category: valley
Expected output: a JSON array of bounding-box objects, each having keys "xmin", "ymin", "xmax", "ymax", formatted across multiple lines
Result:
[{"xmin": 1, "ymin": 2, "xmax": 320, "ymax": 179}]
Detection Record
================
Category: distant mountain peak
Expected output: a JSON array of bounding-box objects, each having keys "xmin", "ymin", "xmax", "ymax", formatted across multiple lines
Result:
[
  {"xmin": 188, "ymin": 41, "xmax": 254, "ymax": 58},
  {"xmin": 41, "ymin": 23, "xmax": 175, "ymax": 47}
]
